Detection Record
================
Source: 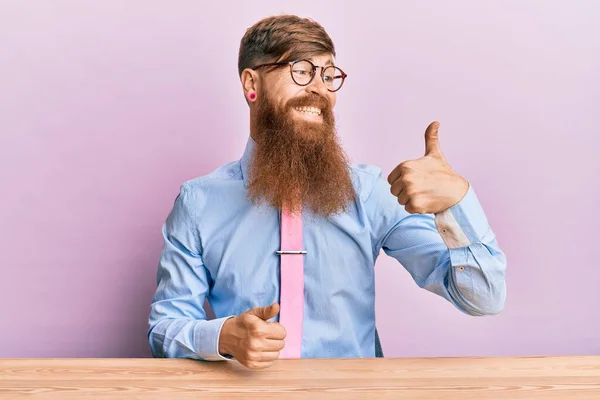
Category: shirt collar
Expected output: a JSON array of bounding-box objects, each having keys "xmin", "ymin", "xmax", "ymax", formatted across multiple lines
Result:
[{"xmin": 240, "ymin": 135, "xmax": 256, "ymax": 188}]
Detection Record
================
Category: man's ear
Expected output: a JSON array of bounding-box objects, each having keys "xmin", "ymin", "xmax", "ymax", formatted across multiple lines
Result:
[{"xmin": 241, "ymin": 69, "xmax": 259, "ymax": 99}]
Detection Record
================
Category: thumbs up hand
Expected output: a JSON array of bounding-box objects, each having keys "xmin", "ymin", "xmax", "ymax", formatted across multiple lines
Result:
[
  {"xmin": 218, "ymin": 303, "xmax": 287, "ymax": 370},
  {"xmin": 387, "ymin": 121, "xmax": 469, "ymax": 215}
]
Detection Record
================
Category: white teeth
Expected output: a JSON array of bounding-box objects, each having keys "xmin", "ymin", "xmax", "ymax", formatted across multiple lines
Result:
[{"xmin": 295, "ymin": 106, "xmax": 322, "ymax": 116}]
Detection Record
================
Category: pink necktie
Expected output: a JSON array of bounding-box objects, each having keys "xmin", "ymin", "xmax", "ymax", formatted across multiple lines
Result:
[{"xmin": 277, "ymin": 207, "xmax": 304, "ymax": 359}]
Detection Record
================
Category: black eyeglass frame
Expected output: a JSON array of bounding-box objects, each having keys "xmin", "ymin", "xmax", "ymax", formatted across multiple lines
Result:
[{"xmin": 251, "ymin": 59, "xmax": 348, "ymax": 92}]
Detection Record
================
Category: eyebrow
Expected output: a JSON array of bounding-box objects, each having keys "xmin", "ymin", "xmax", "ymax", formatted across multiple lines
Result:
[{"xmin": 309, "ymin": 57, "xmax": 334, "ymax": 66}]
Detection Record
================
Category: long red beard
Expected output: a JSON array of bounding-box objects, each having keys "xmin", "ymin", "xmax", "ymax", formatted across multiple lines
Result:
[{"xmin": 247, "ymin": 89, "xmax": 356, "ymax": 217}]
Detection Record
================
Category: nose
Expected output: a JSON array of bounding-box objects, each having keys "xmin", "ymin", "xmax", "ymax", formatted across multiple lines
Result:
[{"xmin": 307, "ymin": 71, "xmax": 329, "ymax": 97}]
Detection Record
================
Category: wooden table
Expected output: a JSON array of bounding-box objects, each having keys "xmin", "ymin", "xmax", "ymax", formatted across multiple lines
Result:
[{"xmin": 1, "ymin": 356, "xmax": 599, "ymax": 399}]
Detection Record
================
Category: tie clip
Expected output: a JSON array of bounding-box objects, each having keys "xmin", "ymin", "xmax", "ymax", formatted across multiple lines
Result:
[{"xmin": 276, "ymin": 250, "xmax": 307, "ymax": 255}]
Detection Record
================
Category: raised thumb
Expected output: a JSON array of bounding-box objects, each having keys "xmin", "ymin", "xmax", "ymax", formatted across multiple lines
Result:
[
  {"xmin": 424, "ymin": 121, "xmax": 442, "ymax": 157},
  {"xmin": 247, "ymin": 302, "xmax": 280, "ymax": 321}
]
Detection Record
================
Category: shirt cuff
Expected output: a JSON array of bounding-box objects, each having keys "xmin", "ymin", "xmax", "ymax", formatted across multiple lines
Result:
[
  {"xmin": 434, "ymin": 182, "xmax": 490, "ymax": 249},
  {"xmin": 194, "ymin": 316, "xmax": 236, "ymax": 361}
]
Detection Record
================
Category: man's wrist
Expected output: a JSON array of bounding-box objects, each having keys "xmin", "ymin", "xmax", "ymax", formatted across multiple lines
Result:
[
  {"xmin": 447, "ymin": 176, "xmax": 469, "ymax": 210},
  {"xmin": 218, "ymin": 316, "xmax": 236, "ymax": 357}
]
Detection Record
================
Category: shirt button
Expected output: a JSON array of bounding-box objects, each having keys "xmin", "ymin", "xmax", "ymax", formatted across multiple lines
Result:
[{"xmin": 457, "ymin": 266, "xmax": 465, "ymax": 271}]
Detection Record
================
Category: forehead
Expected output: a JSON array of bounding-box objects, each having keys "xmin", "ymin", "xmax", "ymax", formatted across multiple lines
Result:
[{"xmin": 305, "ymin": 53, "xmax": 335, "ymax": 66}]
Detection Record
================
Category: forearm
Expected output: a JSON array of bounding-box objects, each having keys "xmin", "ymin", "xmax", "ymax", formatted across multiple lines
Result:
[
  {"xmin": 441, "ymin": 241, "xmax": 506, "ymax": 315},
  {"xmin": 434, "ymin": 184, "xmax": 507, "ymax": 315},
  {"xmin": 148, "ymin": 315, "xmax": 233, "ymax": 360}
]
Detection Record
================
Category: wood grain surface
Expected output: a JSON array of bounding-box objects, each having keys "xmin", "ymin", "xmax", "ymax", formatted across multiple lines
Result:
[{"xmin": 1, "ymin": 356, "xmax": 599, "ymax": 399}]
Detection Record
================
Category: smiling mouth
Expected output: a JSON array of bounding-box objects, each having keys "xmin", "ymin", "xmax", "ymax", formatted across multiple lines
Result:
[{"xmin": 294, "ymin": 106, "xmax": 322, "ymax": 117}]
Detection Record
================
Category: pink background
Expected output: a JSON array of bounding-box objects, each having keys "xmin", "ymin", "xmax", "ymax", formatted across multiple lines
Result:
[{"xmin": 1, "ymin": 1, "xmax": 598, "ymax": 358}]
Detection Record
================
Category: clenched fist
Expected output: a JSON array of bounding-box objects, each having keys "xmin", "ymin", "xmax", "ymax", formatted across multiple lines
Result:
[
  {"xmin": 387, "ymin": 121, "xmax": 469, "ymax": 215},
  {"xmin": 218, "ymin": 302, "xmax": 287, "ymax": 370}
]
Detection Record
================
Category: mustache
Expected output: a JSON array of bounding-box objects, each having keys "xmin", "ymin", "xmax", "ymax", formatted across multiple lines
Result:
[{"xmin": 285, "ymin": 93, "xmax": 331, "ymax": 111}]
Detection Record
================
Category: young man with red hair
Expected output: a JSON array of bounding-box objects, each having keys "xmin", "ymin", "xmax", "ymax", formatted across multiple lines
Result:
[{"xmin": 148, "ymin": 15, "xmax": 507, "ymax": 370}]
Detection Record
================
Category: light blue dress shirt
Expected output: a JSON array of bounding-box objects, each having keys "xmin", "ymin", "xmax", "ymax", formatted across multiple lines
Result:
[{"xmin": 148, "ymin": 137, "xmax": 507, "ymax": 360}]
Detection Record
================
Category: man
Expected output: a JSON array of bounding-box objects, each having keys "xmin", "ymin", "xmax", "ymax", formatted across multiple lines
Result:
[{"xmin": 147, "ymin": 14, "xmax": 507, "ymax": 370}]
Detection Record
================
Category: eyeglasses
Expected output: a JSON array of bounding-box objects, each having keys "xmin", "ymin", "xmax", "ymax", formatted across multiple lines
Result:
[{"xmin": 251, "ymin": 59, "xmax": 347, "ymax": 92}]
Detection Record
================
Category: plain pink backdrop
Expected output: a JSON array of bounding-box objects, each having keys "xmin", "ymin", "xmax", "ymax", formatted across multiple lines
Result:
[{"xmin": 1, "ymin": 1, "xmax": 598, "ymax": 358}]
